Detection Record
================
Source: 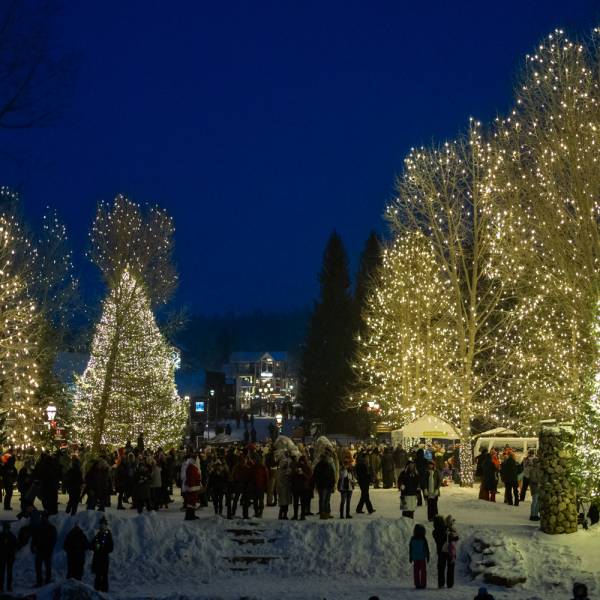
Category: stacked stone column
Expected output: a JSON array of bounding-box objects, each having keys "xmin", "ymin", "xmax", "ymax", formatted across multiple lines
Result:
[{"xmin": 538, "ymin": 422, "xmax": 578, "ymax": 534}]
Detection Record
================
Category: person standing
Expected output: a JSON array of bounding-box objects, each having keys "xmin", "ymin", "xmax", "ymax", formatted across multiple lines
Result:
[
  {"xmin": 63, "ymin": 522, "xmax": 88, "ymax": 580},
  {"xmin": 2, "ymin": 456, "xmax": 17, "ymax": 511},
  {"xmin": 481, "ymin": 450, "xmax": 499, "ymax": 502},
  {"xmin": 409, "ymin": 523, "xmax": 429, "ymax": 589},
  {"xmin": 31, "ymin": 512, "xmax": 57, "ymax": 587},
  {"xmin": 433, "ymin": 515, "xmax": 458, "ymax": 588},
  {"xmin": 355, "ymin": 452, "xmax": 375, "ymax": 514},
  {"xmin": 519, "ymin": 449, "xmax": 536, "ymax": 502},
  {"xmin": 90, "ymin": 517, "xmax": 113, "ymax": 592},
  {"xmin": 528, "ymin": 457, "xmax": 541, "ymax": 521},
  {"xmin": 275, "ymin": 454, "xmax": 293, "ymax": 520},
  {"xmin": 381, "ymin": 447, "xmax": 395, "ymax": 489},
  {"xmin": 337, "ymin": 457, "xmax": 356, "ymax": 519},
  {"xmin": 313, "ymin": 453, "xmax": 335, "ymax": 519},
  {"xmin": 399, "ymin": 462, "xmax": 420, "ymax": 518},
  {"xmin": 392, "ymin": 445, "xmax": 408, "ymax": 484},
  {"xmin": 424, "ymin": 461, "xmax": 442, "ymax": 521},
  {"xmin": 0, "ymin": 521, "xmax": 16, "ymax": 592},
  {"xmin": 500, "ymin": 450, "xmax": 519, "ymax": 506},
  {"xmin": 64, "ymin": 457, "xmax": 83, "ymax": 516}
]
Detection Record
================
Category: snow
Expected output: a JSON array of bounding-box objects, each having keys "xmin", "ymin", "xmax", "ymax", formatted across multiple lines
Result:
[{"xmin": 3, "ymin": 484, "xmax": 599, "ymax": 600}]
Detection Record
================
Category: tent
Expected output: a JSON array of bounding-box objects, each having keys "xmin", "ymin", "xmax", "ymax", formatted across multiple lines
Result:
[{"xmin": 391, "ymin": 414, "xmax": 460, "ymax": 445}]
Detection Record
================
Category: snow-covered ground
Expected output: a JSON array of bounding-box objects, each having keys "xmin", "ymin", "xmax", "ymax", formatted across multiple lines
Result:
[{"xmin": 3, "ymin": 484, "xmax": 598, "ymax": 599}]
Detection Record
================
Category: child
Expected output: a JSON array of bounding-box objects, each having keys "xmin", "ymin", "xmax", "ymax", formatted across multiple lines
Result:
[{"xmin": 409, "ymin": 523, "xmax": 430, "ymax": 589}]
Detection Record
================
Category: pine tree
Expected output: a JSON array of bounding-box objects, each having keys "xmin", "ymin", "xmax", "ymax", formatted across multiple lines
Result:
[
  {"xmin": 0, "ymin": 212, "xmax": 42, "ymax": 448},
  {"xmin": 299, "ymin": 232, "xmax": 354, "ymax": 432},
  {"xmin": 73, "ymin": 269, "xmax": 187, "ymax": 449},
  {"xmin": 354, "ymin": 231, "xmax": 381, "ymax": 334}
]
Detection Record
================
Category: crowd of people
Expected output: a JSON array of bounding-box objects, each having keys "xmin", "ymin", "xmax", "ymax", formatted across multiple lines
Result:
[{"xmin": 0, "ymin": 431, "xmax": 592, "ymax": 596}]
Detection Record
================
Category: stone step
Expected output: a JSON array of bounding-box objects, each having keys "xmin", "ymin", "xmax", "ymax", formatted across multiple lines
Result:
[
  {"xmin": 226, "ymin": 528, "xmax": 266, "ymax": 536},
  {"xmin": 224, "ymin": 555, "xmax": 285, "ymax": 565},
  {"xmin": 231, "ymin": 537, "xmax": 266, "ymax": 545}
]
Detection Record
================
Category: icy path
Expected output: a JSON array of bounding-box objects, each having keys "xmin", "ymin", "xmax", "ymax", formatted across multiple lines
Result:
[{"xmin": 2, "ymin": 485, "xmax": 598, "ymax": 599}]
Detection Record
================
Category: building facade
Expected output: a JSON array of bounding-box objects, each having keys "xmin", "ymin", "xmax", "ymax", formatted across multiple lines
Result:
[{"xmin": 224, "ymin": 351, "xmax": 296, "ymax": 413}]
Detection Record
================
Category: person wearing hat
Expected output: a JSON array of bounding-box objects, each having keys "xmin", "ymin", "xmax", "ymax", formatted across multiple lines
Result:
[
  {"xmin": 30, "ymin": 512, "xmax": 57, "ymax": 587},
  {"xmin": 474, "ymin": 586, "xmax": 495, "ymax": 600},
  {"xmin": 90, "ymin": 516, "xmax": 113, "ymax": 592},
  {"xmin": 63, "ymin": 522, "xmax": 88, "ymax": 580},
  {"xmin": 0, "ymin": 521, "xmax": 17, "ymax": 592}
]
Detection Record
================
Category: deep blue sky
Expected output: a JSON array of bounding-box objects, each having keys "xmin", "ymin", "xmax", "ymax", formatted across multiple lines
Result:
[{"xmin": 3, "ymin": 1, "xmax": 598, "ymax": 313}]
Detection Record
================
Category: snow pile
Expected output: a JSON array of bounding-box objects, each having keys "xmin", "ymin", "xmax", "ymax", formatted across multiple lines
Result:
[{"xmin": 464, "ymin": 531, "xmax": 526, "ymax": 587}]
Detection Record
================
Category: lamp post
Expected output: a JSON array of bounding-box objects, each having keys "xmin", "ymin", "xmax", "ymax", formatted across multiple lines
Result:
[{"xmin": 206, "ymin": 389, "xmax": 215, "ymax": 439}]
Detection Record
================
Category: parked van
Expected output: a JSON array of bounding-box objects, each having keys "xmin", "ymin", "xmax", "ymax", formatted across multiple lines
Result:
[{"xmin": 473, "ymin": 437, "xmax": 538, "ymax": 461}]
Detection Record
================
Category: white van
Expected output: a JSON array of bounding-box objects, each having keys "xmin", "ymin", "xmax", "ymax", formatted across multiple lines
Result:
[{"xmin": 473, "ymin": 437, "xmax": 538, "ymax": 461}]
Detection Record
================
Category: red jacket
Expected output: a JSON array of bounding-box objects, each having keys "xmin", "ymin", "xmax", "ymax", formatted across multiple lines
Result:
[
  {"xmin": 185, "ymin": 462, "xmax": 202, "ymax": 506},
  {"xmin": 253, "ymin": 464, "xmax": 269, "ymax": 492}
]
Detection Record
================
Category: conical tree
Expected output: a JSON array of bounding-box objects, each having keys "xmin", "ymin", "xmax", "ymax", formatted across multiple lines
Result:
[
  {"xmin": 299, "ymin": 232, "xmax": 354, "ymax": 432},
  {"xmin": 0, "ymin": 213, "xmax": 42, "ymax": 448},
  {"xmin": 73, "ymin": 269, "xmax": 186, "ymax": 449},
  {"xmin": 354, "ymin": 231, "xmax": 382, "ymax": 335}
]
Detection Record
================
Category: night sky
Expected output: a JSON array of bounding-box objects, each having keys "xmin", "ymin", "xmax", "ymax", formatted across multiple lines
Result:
[{"xmin": 3, "ymin": 1, "xmax": 598, "ymax": 313}]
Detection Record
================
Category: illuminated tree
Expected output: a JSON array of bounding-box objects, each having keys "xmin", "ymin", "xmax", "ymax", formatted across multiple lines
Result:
[
  {"xmin": 387, "ymin": 128, "xmax": 524, "ymax": 485},
  {"xmin": 354, "ymin": 231, "xmax": 460, "ymax": 427},
  {"xmin": 487, "ymin": 30, "xmax": 600, "ymax": 422},
  {"xmin": 73, "ymin": 268, "xmax": 186, "ymax": 449},
  {"xmin": 573, "ymin": 300, "xmax": 600, "ymax": 498},
  {"xmin": 73, "ymin": 195, "xmax": 184, "ymax": 450},
  {"xmin": 0, "ymin": 211, "xmax": 42, "ymax": 447}
]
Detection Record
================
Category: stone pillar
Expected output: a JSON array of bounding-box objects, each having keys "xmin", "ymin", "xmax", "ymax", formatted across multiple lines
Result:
[{"xmin": 538, "ymin": 422, "xmax": 578, "ymax": 534}]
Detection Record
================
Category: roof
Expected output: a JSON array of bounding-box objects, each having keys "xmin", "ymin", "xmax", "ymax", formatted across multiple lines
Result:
[{"xmin": 229, "ymin": 351, "xmax": 288, "ymax": 363}]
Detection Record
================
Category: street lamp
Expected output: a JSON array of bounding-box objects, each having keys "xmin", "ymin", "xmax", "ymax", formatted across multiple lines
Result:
[
  {"xmin": 46, "ymin": 404, "xmax": 57, "ymax": 422},
  {"xmin": 206, "ymin": 389, "xmax": 215, "ymax": 439}
]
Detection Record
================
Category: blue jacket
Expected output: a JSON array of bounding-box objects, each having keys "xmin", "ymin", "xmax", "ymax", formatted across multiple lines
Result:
[{"xmin": 409, "ymin": 537, "xmax": 430, "ymax": 562}]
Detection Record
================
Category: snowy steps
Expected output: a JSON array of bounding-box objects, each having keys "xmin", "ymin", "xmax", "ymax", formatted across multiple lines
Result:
[{"xmin": 224, "ymin": 521, "xmax": 285, "ymax": 572}]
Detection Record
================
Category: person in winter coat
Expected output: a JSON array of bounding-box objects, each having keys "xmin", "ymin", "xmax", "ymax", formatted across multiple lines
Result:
[
  {"xmin": 481, "ymin": 450, "xmax": 499, "ymax": 502},
  {"xmin": 0, "ymin": 521, "xmax": 16, "ymax": 592},
  {"xmin": 64, "ymin": 457, "xmax": 83, "ymax": 516},
  {"xmin": 409, "ymin": 523, "xmax": 429, "ymax": 589},
  {"xmin": 392, "ymin": 445, "xmax": 408, "ymax": 482},
  {"xmin": 381, "ymin": 447, "xmax": 395, "ymax": 489},
  {"xmin": 230, "ymin": 455, "xmax": 254, "ymax": 519},
  {"xmin": 337, "ymin": 458, "xmax": 356, "ymax": 519},
  {"xmin": 265, "ymin": 447, "xmax": 278, "ymax": 506},
  {"xmin": 17, "ymin": 459, "xmax": 35, "ymax": 512},
  {"xmin": 414, "ymin": 449, "xmax": 428, "ymax": 506},
  {"xmin": 476, "ymin": 448, "xmax": 488, "ymax": 498},
  {"xmin": 113, "ymin": 452, "xmax": 130, "ymax": 510},
  {"xmin": 132, "ymin": 456, "xmax": 153, "ymax": 514},
  {"xmin": 399, "ymin": 461, "xmax": 420, "ymax": 518},
  {"xmin": 150, "ymin": 459, "xmax": 162, "ymax": 510},
  {"xmin": 207, "ymin": 459, "xmax": 230, "ymax": 516},
  {"xmin": 34, "ymin": 453, "xmax": 60, "ymax": 516},
  {"xmin": 519, "ymin": 449, "xmax": 536, "ymax": 501},
  {"xmin": 424, "ymin": 461, "xmax": 442, "ymax": 521},
  {"xmin": 63, "ymin": 522, "xmax": 88, "ymax": 580},
  {"xmin": 500, "ymin": 451, "xmax": 519, "ymax": 506},
  {"xmin": 528, "ymin": 458, "xmax": 541, "ymax": 521},
  {"xmin": 275, "ymin": 455, "xmax": 293, "ymax": 520},
  {"xmin": 355, "ymin": 452, "xmax": 375, "ymax": 514},
  {"xmin": 2, "ymin": 455, "xmax": 17, "ymax": 511},
  {"xmin": 290, "ymin": 455, "xmax": 312, "ymax": 520},
  {"xmin": 31, "ymin": 512, "xmax": 57, "ymax": 587},
  {"xmin": 313, "ymin": 453, "xmax": 335, "ymax": 519},
  {"xmin": 368, "ymin": 448, "xmax": 382, "ymax": 489},
  {"xmin": 433, "ymin": 515, "xmax": 458, "ymax": 588},
  {"xmin": 474, "ymin": 587, "xmax": 495, "ymax": 600},
  {"xmin": 253, "ymin": 455, "xmax": 269, "ymax": 517},
  {"xmin": 182, "ymin": 457, "xmax": 202, "ymax": 520},
  {"xmin": 90, "ymin": 517, "xmax": 113, "ymax": 592}
]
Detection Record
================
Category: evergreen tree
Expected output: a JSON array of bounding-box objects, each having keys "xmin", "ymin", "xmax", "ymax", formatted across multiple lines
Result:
[
  {"xmin": 299, "ymin": 232, "xmax": 354, "ymax": 432},
  {"xmin": 354, "ymin": 231, "xmax": 382, "ymax": 333},
  {"xmin": 73, "ymin": 269, "xmax": 187, "ymax": 449},
  {"xmin": 0, "ymin": 212, "xmax": 43, "ymax": 448}
]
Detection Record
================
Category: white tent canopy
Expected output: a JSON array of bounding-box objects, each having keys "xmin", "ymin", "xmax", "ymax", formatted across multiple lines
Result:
[{"xmin": 392, "ymin": 414, "xmax": 460, "ymax": 441}]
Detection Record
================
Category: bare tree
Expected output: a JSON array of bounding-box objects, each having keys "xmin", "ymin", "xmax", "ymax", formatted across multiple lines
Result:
[{"xmin": 0, "ymin": 0, "xmax": 76, "ymax": 130}]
